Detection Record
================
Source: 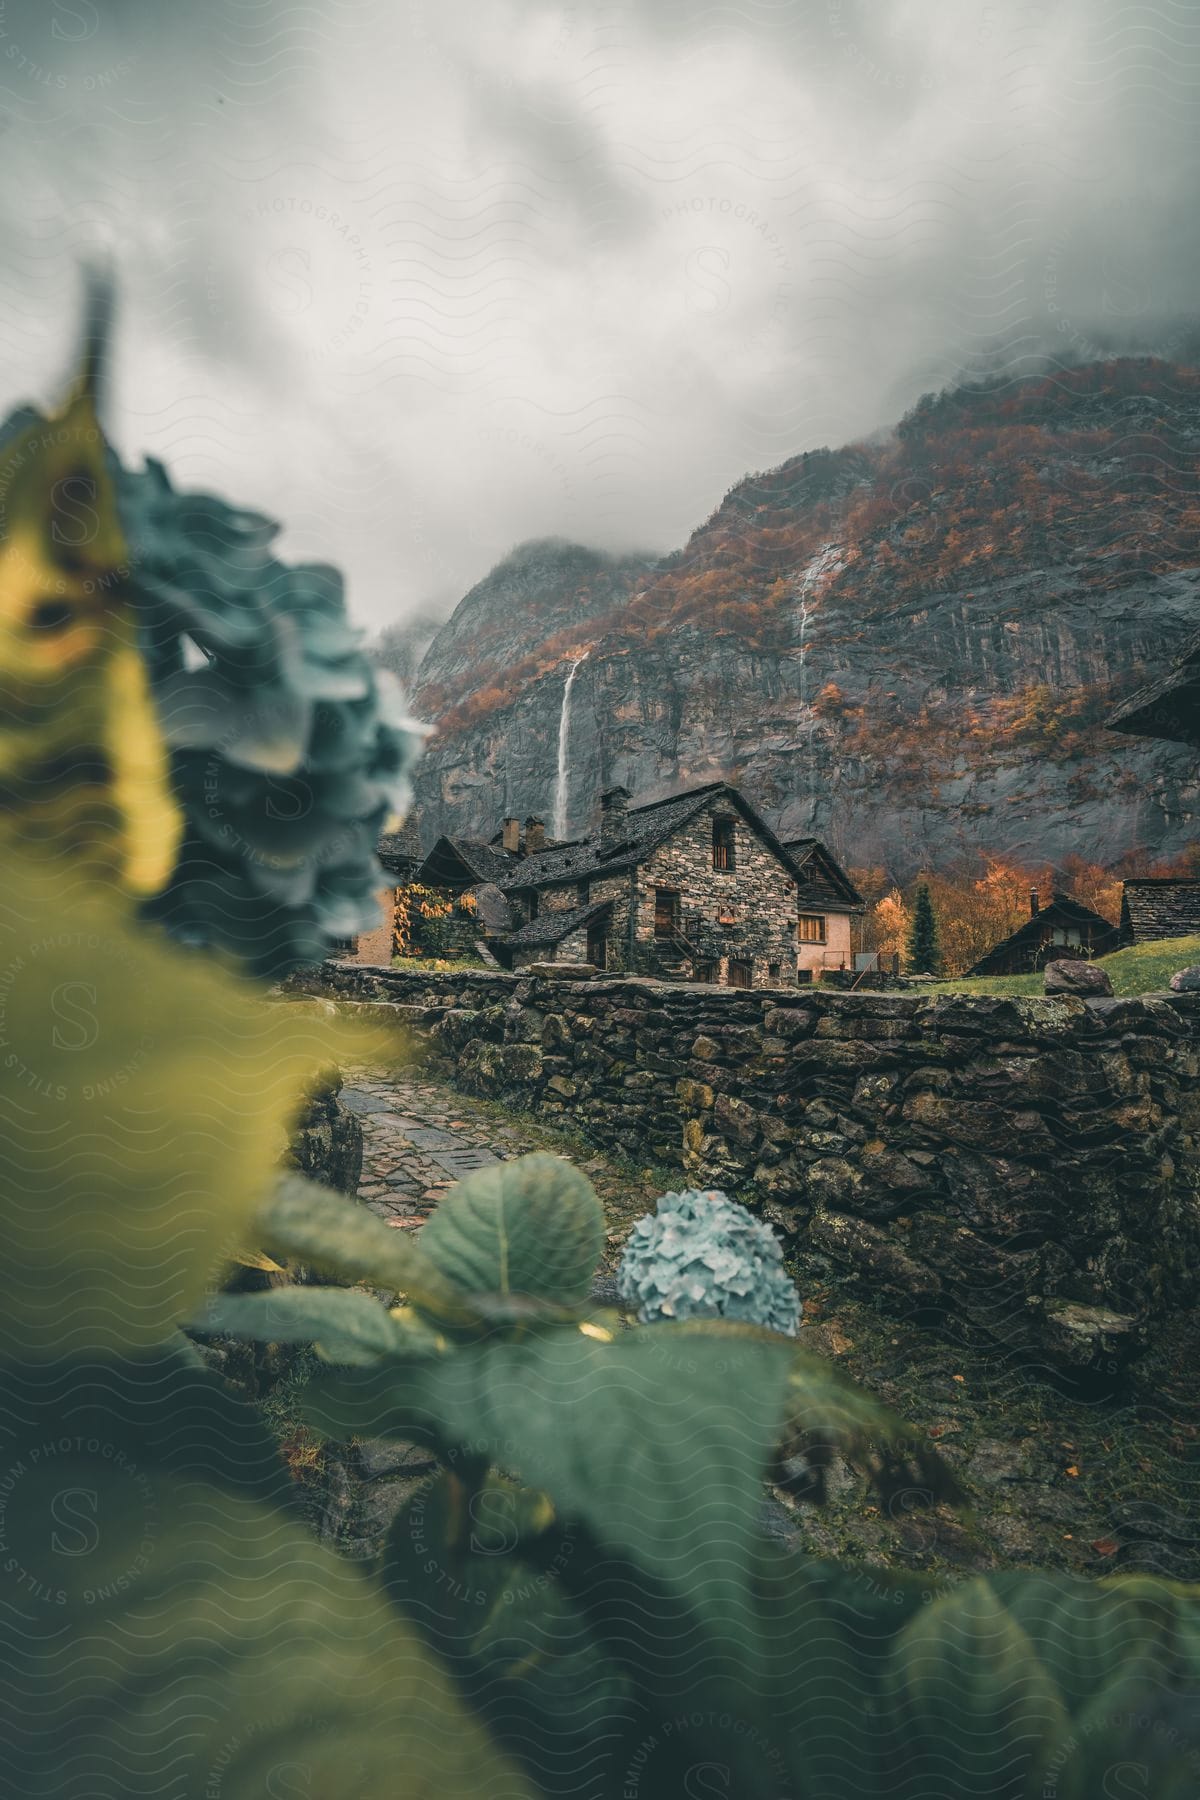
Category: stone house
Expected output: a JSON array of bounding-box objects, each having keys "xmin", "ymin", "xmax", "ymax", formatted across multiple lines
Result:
[
  {"xmin": 1119, "ymin": 879, "xmax": 1200, "ymax": 946},
  {"xmin": 340, "ymin": 818, "xmax": 422, "ymax": 964},
  {"xmin": 968, "ymin": 889, "xmax": 1119, "ymax": 976},
  {"xmin": 432, "ymin": 782, "xmax": 864, "ymax": 987}
]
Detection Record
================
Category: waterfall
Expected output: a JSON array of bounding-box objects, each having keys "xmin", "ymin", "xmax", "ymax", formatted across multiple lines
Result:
[{"xmin": 553, "ymin": 653, "xmax": 587, "ymax": 839}]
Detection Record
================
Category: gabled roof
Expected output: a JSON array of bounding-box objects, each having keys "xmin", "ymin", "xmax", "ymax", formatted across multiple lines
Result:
[
  {"xmin": 499, "ymin": 780, "xmax": 850, "ymax": 899},
  {"xmin": 414, "ymin": 835, "xmax": 519, "ymax": 888},
  {"xmin": 1120, "ymin": 879, "xmax": 1200, "ymax": 943},
  {"xmin": 500, "ymin": 898, "xmax": 612, "ymax": 950},
  {"xmin": 376, "ymin": 833, "xmax": 423, "ymax": 877},
  {"xmin": 968, "ymin": 892, "xmax": 1119, "ymax": 976},
  {"xmin": 1108, "ymin": 630, "xmax": 1200, "ymax": 749},
  {"xmin": 781, "ymin": 838, "xmax": 865, "ymax": 910}
]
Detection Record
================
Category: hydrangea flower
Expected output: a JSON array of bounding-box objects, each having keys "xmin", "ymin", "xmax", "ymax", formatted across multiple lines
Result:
[
  {"xmin": 111, "ymin": 452, "xmax": 423, "ymax": 976},
  {"xmin": 616, "ymin": 1188, "xmax": 801, "ymax": 1335}
]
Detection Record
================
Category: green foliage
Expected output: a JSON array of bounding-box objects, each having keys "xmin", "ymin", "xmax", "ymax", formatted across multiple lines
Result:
[
  {"xmin": 0, "ymin": 1347, "xmax": 526, "ymax": 1799},
  {"xmin": 906, "ymin": 880, "xmax": 943, "ymax": 975},
  {"xmin": 208, "ymin": 1125, "xmax": 1200, "ymax": 1800},
  {"xmin": 417, "ymin": 1152, "xmax": 606, "ymax": 1308}
]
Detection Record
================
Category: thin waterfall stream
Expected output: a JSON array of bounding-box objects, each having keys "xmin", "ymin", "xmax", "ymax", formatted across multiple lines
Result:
[{"xmin": 553, "ymin": 653, "xmax": 587, "ymax": 839}]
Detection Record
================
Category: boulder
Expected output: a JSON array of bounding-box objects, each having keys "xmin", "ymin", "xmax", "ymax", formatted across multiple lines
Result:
[
  {"xmin": 1170, "ymin": 966, "xmax": 1200, "ymax": 993},
  {"xmin": 1044, "ymin": 959, "xmax": 1114, "ymax": 998}
]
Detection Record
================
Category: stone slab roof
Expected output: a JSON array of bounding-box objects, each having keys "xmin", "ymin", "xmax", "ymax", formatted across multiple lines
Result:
[
  {"xmin": 499, "ymin": 781, "xmax": 860, "ymax": 906},
  {"xmin": 781, "ymin": 837, "xmax": 866, "ymax": 910},
  {"xmin": 376, "ymin": 833, "xmax": 423, "ymax": 877},
  {"xmin": 500, "ymin": 898, "xmax": 613, "ymax": 950},
  {"xmin": 498, "ymin": 786, "xmax": 724, "ymax": 888},
  {"xmin": 1120, "ymin": 879, "xmax": 1200, "ymax": 944},
  {"xmin": 415, "ymin": 836, "xmax": 520, "ymax": 887}
]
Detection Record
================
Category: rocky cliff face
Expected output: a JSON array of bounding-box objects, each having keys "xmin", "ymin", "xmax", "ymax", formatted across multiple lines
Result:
[{"xmin": 412, "ymin": 361, "xmax": 1200, "ymax": 876}]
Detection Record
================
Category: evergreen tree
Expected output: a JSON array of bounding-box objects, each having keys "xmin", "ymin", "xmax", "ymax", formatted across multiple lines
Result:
[{"xmin": 906, "ymin": 881, "xmax": 942, "ymax": 975}]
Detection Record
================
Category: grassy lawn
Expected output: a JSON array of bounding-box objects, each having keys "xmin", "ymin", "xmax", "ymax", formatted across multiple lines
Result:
[{"xmin": 927, "ymin": 934, "xmax": 1200, "ymax": 998}]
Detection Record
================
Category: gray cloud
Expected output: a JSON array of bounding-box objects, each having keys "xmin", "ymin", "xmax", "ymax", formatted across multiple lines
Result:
[{"xmin": 0, "ymin": 0, "xmax": 1196, "ymax": 647}]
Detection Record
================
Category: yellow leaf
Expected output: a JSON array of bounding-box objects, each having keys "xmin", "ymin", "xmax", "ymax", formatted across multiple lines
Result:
[
  {"xmin": 229, "ymin": 1248, "xmax": 286, "ymax": 1273},
  {"xmin": 0, "ymin": 291, "xmax": 182, "ymax": 896},
  {"xmin": 0, "ymin": 860, "xmax": 367, "ymax": 1359}
]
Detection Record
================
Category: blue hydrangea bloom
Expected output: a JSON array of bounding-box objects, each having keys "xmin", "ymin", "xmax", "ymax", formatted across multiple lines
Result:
[
  {"xmin": 616, "ymin": 1188, "xmax": 801, "ymax": 1335},
  {"xmin": 113, "ymin": 453, "xmax": 422, "ymax": 976}
]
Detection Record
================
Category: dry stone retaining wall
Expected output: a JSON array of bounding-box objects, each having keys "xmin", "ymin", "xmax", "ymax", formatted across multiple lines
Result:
[{"xmin": 288, "ymin": 963, "xmax": 1200, "ymax": 1370}]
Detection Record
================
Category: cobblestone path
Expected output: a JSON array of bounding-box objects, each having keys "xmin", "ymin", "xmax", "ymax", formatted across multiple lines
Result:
[{"xmin": 338, "ymin": 1071, "xmax": 663, "ymax": 1264}]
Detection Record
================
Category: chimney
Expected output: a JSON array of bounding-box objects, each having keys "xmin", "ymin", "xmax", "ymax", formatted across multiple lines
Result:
[
  {"xmin": 525, "ymin": 816, "xmax": 546, "ymax": 854},
  {"xmin": 501, "ymin": 817, "xmax": 520, "ymax": 855},
  {"xmin": 600, "ymin": 784, "xmax": 631, "ymax": 851},
  {"xmin": 1030, "ymin": 887, "xmax": 1039, "ymax": 918}
]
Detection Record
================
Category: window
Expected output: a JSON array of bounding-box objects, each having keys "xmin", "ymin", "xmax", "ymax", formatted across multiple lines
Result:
[
  {"xmin": 798, "ymin": 914, "xmax": 826, "ymax": 944},
  {"xmin": 528, "ymin": 891, "xmax": 539, "ymax": 922},
  {"xmin": 712, "ymin": 816, "xmax": 736, "ymax": 871},
  {"xmin": 577, "ymin": 878, "xmax": 590, "ymax": 905},
  {"xmin": 768, "ymin": 962, "xmax": 781, "ymax": 983}
]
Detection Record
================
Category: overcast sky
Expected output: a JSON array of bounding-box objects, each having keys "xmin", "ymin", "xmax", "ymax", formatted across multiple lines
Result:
[{"xmin": 0, "ymin": 0, "xmax": 1196, "ymax": 640}]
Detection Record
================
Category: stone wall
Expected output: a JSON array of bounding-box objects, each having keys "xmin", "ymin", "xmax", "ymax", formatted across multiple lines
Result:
[
  {"xmin": 282, "ymin": 1066, "xmax": 364, "ymax": 1194},
  {"xmin": 285, "ymin": 962, "xmax": 1200, "ymax": 1369}
]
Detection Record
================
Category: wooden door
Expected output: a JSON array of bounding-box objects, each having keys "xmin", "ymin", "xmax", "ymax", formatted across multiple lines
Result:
[
  {"xmin": 654, "ymin": 888, "xmax": 680, "ymax": 938},
  {"xmin": 728, "ymin": 959, "xmax": 753, "ymax": 989}
]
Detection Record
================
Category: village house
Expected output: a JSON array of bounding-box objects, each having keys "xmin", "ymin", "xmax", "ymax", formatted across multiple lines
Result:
[
  {"xmin": 968, "ymin": 888, "xmax": 1119, "ymax": 977},
  {"xmin": 381, "ymin": 781, "xmax": 863, "ymax": 987},
  {"xmin": 1119, "ymin": 879, "xmax": 1200, "ymax": 947},
  {"xmin": 341, "ymin": 817, "xmax": 424, "ymax": 964}
]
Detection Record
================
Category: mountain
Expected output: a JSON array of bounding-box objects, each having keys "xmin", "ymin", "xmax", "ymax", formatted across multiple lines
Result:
[{"xmin": 410, "ymin": 359, "xmax": 1200, "ymax": 877}]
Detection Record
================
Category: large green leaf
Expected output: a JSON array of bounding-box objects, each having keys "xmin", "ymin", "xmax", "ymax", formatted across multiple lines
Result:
[
  {"xmin": 1066, "ymin": 1678, "xmax": 1200, "ymax": 1800},
  {"xmin": 254, "ymin": 1174, "xmax": 478, "ymax": 1325},
  {"xmin": 0, "ymin": 1350, "xmax": 530, "ymax": 1799},
  {"xmin": 415, "ymin": 1153, "xmax": 606, "ymax": 1307},
  {"xmin": 380, "ymin": 1468, "xmax": 559, "ymax": 1663},
  {"xmin": 253, "ymin": 1176, "xmax": 587, "ymax": 1335},
  {"xmin": 992, "ymin": 1570, "xmax": 1196, "ymax": 1713},
  {"xmin": 190, "ymin": 1285, "xmax": 410, "ymax": 1365},
  {"xmin": 882, "ymin": 1578, "xmax": 1070, "ymax": 1799},
  {"xmin": 749, "ymin": 1543, "xmax": 932, "ymax": 1800},
  {"xmin": 303, "ymin": 1323, "xmax": 794, "ymax": 1661},
  {"xmin": 0, "ymin": 866, "xmax": 362, "ymax": 1360}
]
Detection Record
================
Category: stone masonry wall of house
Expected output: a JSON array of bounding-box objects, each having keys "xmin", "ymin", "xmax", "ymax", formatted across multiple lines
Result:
[
  {"xmin": 287, "ymin": 960, "xmax": 1200, "ymax": 1371},
  {"xmin": 635, "ymin": 799, "xmax": 801, "ymax": 983}
]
